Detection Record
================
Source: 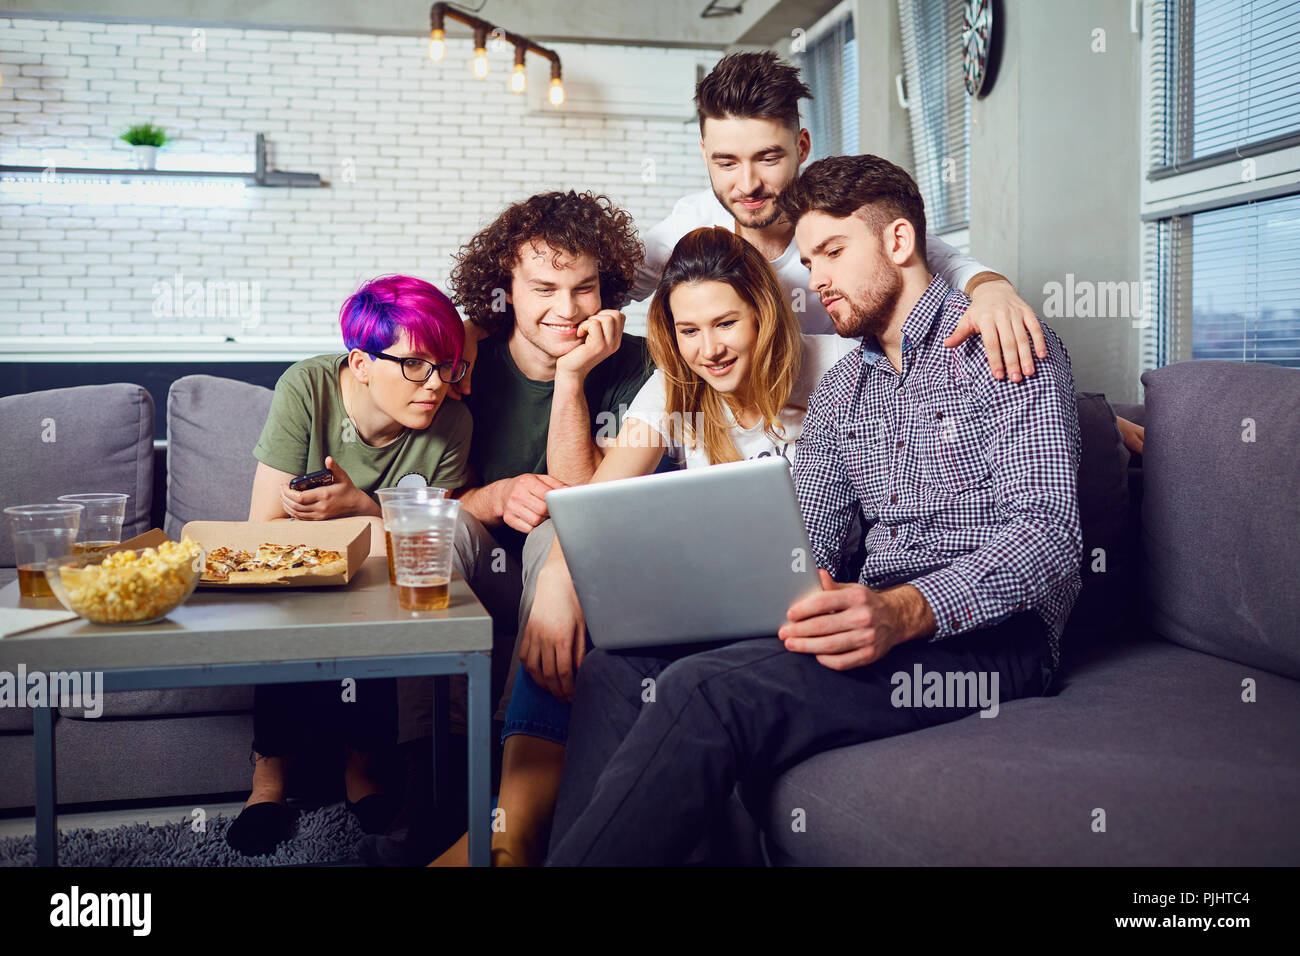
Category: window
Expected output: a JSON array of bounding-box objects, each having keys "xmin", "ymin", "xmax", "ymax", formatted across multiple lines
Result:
[
  {"xmin": 1149, "ymin": 195, "xmax": 1300, "ymax": 367},
  {"xmin": 897, "ymin": 0, "xmax": 970, "ymax": 237},
  {"xmin": 1142, "ymin": 0, "xmax": 1300, "ymax": 370},
  {"xmin": 797, "ymin": 12, "xmax": 859, "ymax": 161}
]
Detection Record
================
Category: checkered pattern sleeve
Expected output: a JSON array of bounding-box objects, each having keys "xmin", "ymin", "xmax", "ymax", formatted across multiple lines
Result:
[
  {"xmin": 908, "ymin": 327, "xmax": 1084, "ymax": 640},
  {"xmin": 793, "ymin": 365, "xmax": 860, "ymax": 582}
]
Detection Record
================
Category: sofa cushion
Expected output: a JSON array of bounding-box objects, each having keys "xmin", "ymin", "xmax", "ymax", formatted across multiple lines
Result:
[
  {"xmin": 165, "ymin": 375, "xmax": 274, "ymax": 540},
  {"xmin": 59, "ymin": 685, "xmax": 254, "ymax": 720},
  {"xmin": 0, "ymin": 712, "xmax": 254, "ymax": 809},
  {"xmin": 0, "ymin": 571, "xmax": 30, "ymax": 732},
  {"xmin": 0, "ymin": 710, "xmax": 34, "ymax": 733},
  {"xmin": 760, "ymin": 635, "xmax": 1300, "ymax": 865},
  {"xmin": 1140, "ymin": 360, "xmax": 1300, "ymax": 678},
  {"xmin": 0, "ymin": 384, "xmax": 154, "ymax": 566},
  {"xmin": 1066, "ymin": 393, "xmax": 1134, "ymax": 645},
  {"xmin": 134, "ymin": 376, "xmax": 273, "ymax": 721},
  {"xmin": 1110, "ymin": 402, "xmax": 1146, "ymax": 429}
]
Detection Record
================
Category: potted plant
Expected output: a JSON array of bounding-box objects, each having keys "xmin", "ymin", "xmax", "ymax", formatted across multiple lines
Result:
[{"xmin": 119, "ymin": 122, "xmax": 169, "ymax": 170}]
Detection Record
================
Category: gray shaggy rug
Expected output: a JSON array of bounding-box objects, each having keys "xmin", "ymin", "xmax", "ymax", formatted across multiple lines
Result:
[{"xmin": 0, "ymin": 802, "xmax": 365, "ymax": 867}]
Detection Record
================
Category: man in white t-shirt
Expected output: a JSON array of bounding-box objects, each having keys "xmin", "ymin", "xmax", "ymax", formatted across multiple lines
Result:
[{"xmin": 633, "ymin": 51, "xmax": 1047, "ymax": 384}]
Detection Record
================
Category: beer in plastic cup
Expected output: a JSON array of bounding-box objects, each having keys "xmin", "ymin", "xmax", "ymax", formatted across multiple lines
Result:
[
  {"xmin": 57, "ymin": 493, "xmax": 129, "ymax": 556},
  {"xmin": 377, "ymin": 486, "xmax": 450, "ymax": 587},
  {"xmin": 386, "ymin": 497, "xmax": 460, "ymax": 610},
  {"xmin": 6, "ymin": 503, "xmax": 83, "ymax": 598}
]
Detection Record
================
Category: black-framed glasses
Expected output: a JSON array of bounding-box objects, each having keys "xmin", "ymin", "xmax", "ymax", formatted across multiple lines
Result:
[{"xmin": 371, "ymin": 351, "xmax": 469, "ymax": 384}]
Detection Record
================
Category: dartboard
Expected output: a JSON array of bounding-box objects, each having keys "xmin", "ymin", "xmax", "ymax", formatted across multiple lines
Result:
[{"xmin": 962, "ymin": 0, "xmax": 993, "ymax": 97}]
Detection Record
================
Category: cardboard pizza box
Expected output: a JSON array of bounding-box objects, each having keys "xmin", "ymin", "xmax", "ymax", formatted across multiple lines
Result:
[
  {"xmin": 108, "ymin": 528, "xmax": 171, "ymax": 554},
  {"xmin": 180, "ymin": 517, "xmax": 371, "ymax": 588}
]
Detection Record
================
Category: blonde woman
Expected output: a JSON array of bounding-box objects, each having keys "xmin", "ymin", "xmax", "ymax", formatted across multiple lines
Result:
[{"xmin": 429, "ymin": 226, "xmax": 858, "ymax": 865}]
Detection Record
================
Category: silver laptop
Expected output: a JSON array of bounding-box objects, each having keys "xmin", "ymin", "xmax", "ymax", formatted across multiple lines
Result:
[{"xmin": 545, "ymin": 456, "xmax": 822, "ymax": 650}]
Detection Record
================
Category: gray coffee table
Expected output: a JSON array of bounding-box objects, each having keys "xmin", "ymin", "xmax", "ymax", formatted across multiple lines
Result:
[{"xmin": 0, "ymin": 556, "xmax": 493, "ymax": 866}]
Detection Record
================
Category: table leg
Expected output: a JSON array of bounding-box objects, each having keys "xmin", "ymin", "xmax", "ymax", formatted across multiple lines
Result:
[
  {"xmin": 466, "ymin": 652, "xmax": 491, "ymax": 867},
  {"xmin": 33, "ymin": 703, "xmax": 56, "ymax": 867},
  {"xmin": 431, "ymin": 674, "xmax": 450, "ymax": 810}
]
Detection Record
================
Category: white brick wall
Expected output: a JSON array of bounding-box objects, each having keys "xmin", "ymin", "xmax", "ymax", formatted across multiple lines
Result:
[{"xmin": 0, "ymin": 17, "xmax": 716, "ymax": 344}]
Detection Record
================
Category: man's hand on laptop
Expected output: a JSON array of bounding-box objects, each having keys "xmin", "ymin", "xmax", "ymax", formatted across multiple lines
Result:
[
  {"xmin": 521, "ymin": 560, "xmax": 586, "ymax": 701},
  {"xmin": 779, "ymin": 570, "xmax": 936, "ymax": 670},
  {"xmin": 497, "ymin": 473, "xmax": 568, "ymax": 533}
]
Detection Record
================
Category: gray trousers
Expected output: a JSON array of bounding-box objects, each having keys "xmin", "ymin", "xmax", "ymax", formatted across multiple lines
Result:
[
  {"xmin": 396, "ymin": 511, "xmax": 557, "ymax": 742},
  {"xmin": 547, "ymin": 612, "xmax": 1054, "ymax": 864}
]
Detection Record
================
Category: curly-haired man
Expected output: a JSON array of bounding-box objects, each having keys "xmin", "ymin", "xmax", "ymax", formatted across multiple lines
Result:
[
  {"xmin": 448, "ymin": 190, "xmax": 651, "ymax": 539},
  {"xmin": 391, "ymin": 190, "xmax": 653, "ymax": 866}
]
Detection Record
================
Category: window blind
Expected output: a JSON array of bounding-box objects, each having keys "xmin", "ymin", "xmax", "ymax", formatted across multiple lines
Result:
[
  {"xmin": 1145, "ymin": 193, "xmax": 1300, "ymax": 369},
  {"xmin": 1142, "ymin": 1, "xmax": 1300, "ymax": 373},
  {"xmin": 1151, "ymin": 0, "xmax": 1300, "ymax": 176},
  {"xmin": 800, "ymin": 15, "xmax": 859, "ymax": 161},
  {"xmin": 1187, "ymin": 194, "xmax": 1300, "ymax": 366},
  {"xmin": 897, "ymin": 0, "xmax": 970, "ymax": 232}
]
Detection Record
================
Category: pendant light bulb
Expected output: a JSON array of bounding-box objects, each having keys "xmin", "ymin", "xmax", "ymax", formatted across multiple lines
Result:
[{"xmin": 472, "ymin": 26, "xmax": 489, "ymax": 78}]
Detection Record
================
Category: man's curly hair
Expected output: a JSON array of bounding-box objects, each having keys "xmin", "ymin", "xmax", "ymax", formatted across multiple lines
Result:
[{"xmin": 449, "ymin": 190, "xmax": 645, "ymax": 337}]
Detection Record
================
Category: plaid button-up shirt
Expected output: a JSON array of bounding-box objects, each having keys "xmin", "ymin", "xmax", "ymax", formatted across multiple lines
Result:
[{"xmin": 792, "ymin": 276, "xmax": 1083, "ymax": 669}]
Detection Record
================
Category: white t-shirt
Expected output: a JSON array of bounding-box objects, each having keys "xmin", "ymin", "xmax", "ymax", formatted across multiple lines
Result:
[
  {"xmin": 623, "ymin": 334, "xmax": 860, "ymax": 470},
  {"xmin": 632, "ymin": 188, "xmax": 989, "ymax": 335}
]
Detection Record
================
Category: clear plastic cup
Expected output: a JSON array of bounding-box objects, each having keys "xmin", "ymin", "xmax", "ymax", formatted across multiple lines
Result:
[
  {"xmin": 57, "ymin": 493, "xmax": 129, "ymax": 556},
  {"xmin": 5, "ymin": 503, "xmax": 83, "ymax": 598},
  {"xmin": 376, "ymin": 486, "xmax": 450, "ymax": 587},
  {"xmin": 386, "ymin": 497, "xmax": 460, "ymax": 611}
]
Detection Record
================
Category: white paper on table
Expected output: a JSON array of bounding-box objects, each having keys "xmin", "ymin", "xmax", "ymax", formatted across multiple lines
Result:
[{"xmin": 0, "ymin": 608, "xmax": 80, "ymax": 638}]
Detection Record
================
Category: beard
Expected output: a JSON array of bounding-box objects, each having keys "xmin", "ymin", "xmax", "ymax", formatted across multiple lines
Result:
[
  {"xmin": 715, "ymin": 184, "xmax": 785, "ymax": 230},
  {"xmin": 828, "ymin": 249, "xmax": 904, "ymax": 340}
]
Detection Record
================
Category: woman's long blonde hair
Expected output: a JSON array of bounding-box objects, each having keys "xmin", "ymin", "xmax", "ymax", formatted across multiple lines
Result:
[{"xmin": 646, "ymin": 227, "xmax": 803, "ymax": 464}]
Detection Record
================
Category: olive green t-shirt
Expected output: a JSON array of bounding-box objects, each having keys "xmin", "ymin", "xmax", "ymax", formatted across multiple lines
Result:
[
  {"xmin": 464, "ymin": 333, "xmax": 653, "ymax": 486},
  {"xmin": 252, "ymin": 353, "xmax": 472, "ymax": 496}
]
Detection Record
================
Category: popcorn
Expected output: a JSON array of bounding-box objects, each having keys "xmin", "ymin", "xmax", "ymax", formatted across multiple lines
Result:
[{"xmin": 59, "ymin": 536, "xmax": 203, "ymax": 623}]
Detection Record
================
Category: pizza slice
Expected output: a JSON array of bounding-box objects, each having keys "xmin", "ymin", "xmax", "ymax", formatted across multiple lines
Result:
[{"xmin": 201, "ymin": 542, "xmax": 346, "ymax": 584}]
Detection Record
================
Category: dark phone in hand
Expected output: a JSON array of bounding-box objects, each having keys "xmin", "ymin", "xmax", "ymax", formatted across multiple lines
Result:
[{"xmin": 290, "ymin": 469, "xmax": 335, "ymax": 492}]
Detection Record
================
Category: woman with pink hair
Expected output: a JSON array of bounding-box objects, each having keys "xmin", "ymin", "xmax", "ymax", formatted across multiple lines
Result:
[{"xmin": 225, "ymin": 274, "xmax": 472, "ymax": 856}]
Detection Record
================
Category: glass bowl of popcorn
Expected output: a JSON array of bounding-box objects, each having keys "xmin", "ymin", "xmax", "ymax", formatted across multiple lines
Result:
[{"xmin": 45, "ymin": 537, "xmax": 204, "ymax": 625}]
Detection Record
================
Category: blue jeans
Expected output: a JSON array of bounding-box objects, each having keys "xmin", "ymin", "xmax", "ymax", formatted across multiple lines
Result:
[{"xmin": 501, "ymin": 636, "xmax": 594, "ymax": 746}]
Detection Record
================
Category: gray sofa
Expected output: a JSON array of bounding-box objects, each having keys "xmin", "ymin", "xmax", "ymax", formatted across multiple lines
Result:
[
  {"xmin": 759, "ymin": 359, "xmax": 1300, "ymax": 865},
  {"xmin": 0, "ymin": 376, "xmax": 269, "ymax": 808},
  {"xmin": 2, "ymin": 361, "xmax": 1297, "ymax": 867}
]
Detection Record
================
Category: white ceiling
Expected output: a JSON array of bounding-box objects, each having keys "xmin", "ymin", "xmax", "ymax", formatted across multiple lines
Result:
[{"xmin": 0, "ymin": 0, "xmax": 840, "ymax": 47}]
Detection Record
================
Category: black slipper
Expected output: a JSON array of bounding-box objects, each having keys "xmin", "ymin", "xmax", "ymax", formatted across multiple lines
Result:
[
  {"xmin": 346, "ymin": 793, "xmax": 401, "ymax": 835},
  {"xmin": 225, "ymin": 801, "xmax": 297, "ymax": 856}
]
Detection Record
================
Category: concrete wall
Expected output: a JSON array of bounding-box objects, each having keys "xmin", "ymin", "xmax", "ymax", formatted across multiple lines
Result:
[
  {"xmin": 851, "ymin": 0, "xmax": 912, "ymax": 171},
  {"xmin": 969, "ymin": 0, "xmax": 1144, "ymax": 403}
]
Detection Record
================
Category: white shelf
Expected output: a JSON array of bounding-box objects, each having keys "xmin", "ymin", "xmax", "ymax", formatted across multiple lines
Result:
[{"xmin": 2, "ymin": 337, "xmax": 344, "ymax": 363}]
